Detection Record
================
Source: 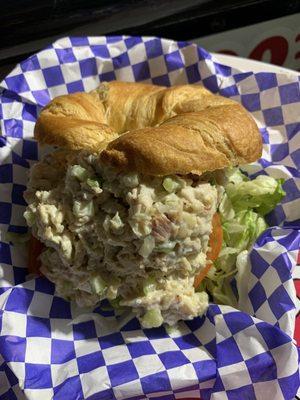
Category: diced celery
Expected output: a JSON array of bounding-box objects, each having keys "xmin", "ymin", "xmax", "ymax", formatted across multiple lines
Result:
[
  {"xmin": 163, "ymin": 177, "xmax": 180, "ymax": 193},
  {"xmin": 141, "ymin": 308, "xmax": 163, "ymax": 328},
  {"xmin": 90, "ymin": 275, "xmax": 107, "ymax": 295},
  {"xmin": 70, "ymin": 165, "xmax": 89, "ymax": 182},
  {"xmin": 155, "ymin": 241, "xmax": 176, "ymax": 253},
  {"xmin": 139, "ymin": 236, "xmax": 155, "ymax": 258},
  {"xmin": 143, "ymin": 276, "xmax": 157, "ymax": 295},
  {"xmin": 165, "ymin": 193, "xmax": 180, "ymax": 208},
  {"xmin": 110, "ymin": 212, "xmax": 124, "ymax": 232},
  {"xmin": 86, "ymin": 178, "xmax": 101, "ymax": 189},
  {"xmin": 73, "ymin": 200, "xmax": 94, "ymax": 218},
  {"xmin": 24, "ymin": 210, "xmax": 36, "ymax": 226}
]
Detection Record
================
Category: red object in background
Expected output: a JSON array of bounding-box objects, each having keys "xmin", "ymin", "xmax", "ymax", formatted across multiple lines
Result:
[
  {"xmin": 195, "ymin": 13, "xmax": 300, "ymax": 71},
  {"xmin": 219, "ymin": 36, "xmax": 290, "ymax": 66},
  {"xmin": 294, "ymin": 251, "xmax": 300, "ymax": 345},
  {"xmin": 217, "ymin": 35, "xmax": 296, "ymax": 69},
  {"xmin": 249, "ymin": 36, "xmax": 289, "ymax": 66},
  {"xmin": 294, "ymin": 287, "xmax": 300, "ymax": 344},
  {"xmin": 295, "ymin": 34, "xmax": 300, "ymax": 61}
]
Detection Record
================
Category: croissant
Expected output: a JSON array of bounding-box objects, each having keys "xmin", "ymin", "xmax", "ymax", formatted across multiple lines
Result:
[{"xmin": 34, "ymin": 81, "xmax": 262, "ymax": 176}]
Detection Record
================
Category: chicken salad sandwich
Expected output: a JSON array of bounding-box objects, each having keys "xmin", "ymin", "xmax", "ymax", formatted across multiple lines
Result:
[{"xmin": 24, "ymin": 82, "xmax": 285, "ymax": 328}]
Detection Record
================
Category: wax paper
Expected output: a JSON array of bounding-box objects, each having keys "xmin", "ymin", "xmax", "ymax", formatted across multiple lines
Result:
[{"xmin": 0, "ymin": 36, "xmax": 299, "ymax": 400}]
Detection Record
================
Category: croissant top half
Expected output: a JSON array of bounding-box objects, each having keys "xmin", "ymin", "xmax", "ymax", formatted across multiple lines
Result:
[{"xmin": 34, "ymin": 81, "xmax": 262, "ymax": 176}]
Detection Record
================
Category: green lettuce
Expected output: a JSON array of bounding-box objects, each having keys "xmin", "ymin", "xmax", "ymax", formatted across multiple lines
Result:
[
  {"xmin": 225, "ymin": 169, "xmax": 285, "ymax": 215},
  {"xmin": 222, "ymin": 209, "xmax": 268, "ymax": 251},
  {"xmin": 197, "ymin": 168, "xmax": 285, "ymax": 307}
]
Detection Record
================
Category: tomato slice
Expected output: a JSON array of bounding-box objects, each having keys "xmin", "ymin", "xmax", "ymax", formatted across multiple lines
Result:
[
  {"xmin": 194, "ymin": 213, "xmax": 223, "ymax": 289},
  {"xmin": 28, "ymin": 235, "xmax": 44, "ymax": 275},
  {"xmin": 206, "ymin": 213, "xmax": 223, "ymax": 262}
]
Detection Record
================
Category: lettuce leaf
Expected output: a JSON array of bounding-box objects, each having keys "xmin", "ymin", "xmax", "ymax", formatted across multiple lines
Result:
[
  {"xmin": 200, "ymin": 168, "xmax": 285, "ymax": 306},
  {"xmin": 225, "ymin": 171, "xmax": 285, "ymax": 215},
  {"xmin": 222, "ymin": 210, "xmax": 268, "ymax": 251}
]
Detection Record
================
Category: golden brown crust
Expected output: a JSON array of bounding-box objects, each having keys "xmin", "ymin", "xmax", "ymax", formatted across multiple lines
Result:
[
  {"xmin": 101, "ymin": 106, "xmax": 262, "ymax": 176},
  {"xmin": 92, "ymin": 81, "xmax": 166, "ymax": 133},
  {"xmin": 34, "ymin": 92, "xmax": 117, "ymax": 151},
  {"xmin": 35, "ymin": 81, "xmax": 262, "ymax": 175},
  {"xmin": 35, "ymin": 115, "xmax": 117, "ymax": 151}
]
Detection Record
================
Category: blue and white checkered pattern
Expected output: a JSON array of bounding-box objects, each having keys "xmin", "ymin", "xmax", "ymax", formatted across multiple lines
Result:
[{"xmin": 0, "ymin": 36, "xmax": 299, "ymax": 399}]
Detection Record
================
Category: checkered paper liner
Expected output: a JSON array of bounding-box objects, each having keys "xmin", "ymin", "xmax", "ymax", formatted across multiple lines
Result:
[{"xmin": 0, "ymin": 36, "xmax": 299, "ymax": 400}]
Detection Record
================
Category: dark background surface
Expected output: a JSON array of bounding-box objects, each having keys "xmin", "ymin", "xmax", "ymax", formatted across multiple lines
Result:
[
  {"xmin": 0, "ymin": 0, "xmax": 299, "ymax": 78},
  {"xmin": 2, "ymin": 0, "xmax": 299, "ymax": 47}
]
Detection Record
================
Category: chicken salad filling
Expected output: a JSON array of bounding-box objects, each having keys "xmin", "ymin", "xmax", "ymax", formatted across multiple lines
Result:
[
  {"xmin": 24, "ymin": 150, "xmax": 285, "ymax": 328},
  {"xmin": 24, "ymin": 151, "xmax": 220, "ymax": 327}
]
